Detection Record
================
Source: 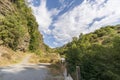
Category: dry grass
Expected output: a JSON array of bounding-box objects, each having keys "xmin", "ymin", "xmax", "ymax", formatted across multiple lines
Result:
[
  {"xmin": 0, "ymin": 46, "xmax": 64, "ymax": 79},
  {"xmin": 0, "ymin": 46, "xmax": 61, "ymax": 66},
  {"xmin": 28, "ymin": 54, "xmax": 40, "ymax": 64},
  {"xmin": 45, "ymin": 62, "xmax": 64, "ymax": 80},
  {"xmin": 29, "ymin": 53, "xmax": 60, "ymax": 63},
  {"xmin": 49, "ymin": 62, "xmax": 62, "ymax": 75},
  {"xmin": 0, "ymin": 46, "xmax": 27, "ymax": 66}
]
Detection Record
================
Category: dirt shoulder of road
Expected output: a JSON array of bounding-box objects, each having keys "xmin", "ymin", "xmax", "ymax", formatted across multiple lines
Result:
[
  {"xmin": 0, "ymin": 46, "xmax": 64, "ymax": 80},
  {"xmin": 46, "ymin": 62, "xmax": 64, "ymax": 80},
  {"xmin": 0, "ymin": 46, "xmax": 28, "ymax": 67}
]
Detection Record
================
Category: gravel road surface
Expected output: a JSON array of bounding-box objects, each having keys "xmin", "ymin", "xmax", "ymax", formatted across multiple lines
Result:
[
  {"xmin": 0, "ymin": 54, "xmax": 51, "ymax": 80},
  {"xmin": 0, "ymin": 63, "xmax": 51, "ymax": 80}
]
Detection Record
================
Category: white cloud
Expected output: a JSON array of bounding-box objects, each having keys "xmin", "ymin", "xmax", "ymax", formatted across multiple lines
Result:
[
  {"xmin": 49, "ymin": 8, "xmax": 60, "ymax": 17},
  {"xmin": 28, "ymin": 0, "xmax": 120, "ymax": 47},
  {"xmin": 32, "ymin": 0, "xmax": 52, "ymax": 34},
  {"xmin": 52, "ymin": 0, "xmax": 120, "ymax": 46},
  {"xmin": 28, "ymin": 0, "xmax": 60, "ymax": 35}
]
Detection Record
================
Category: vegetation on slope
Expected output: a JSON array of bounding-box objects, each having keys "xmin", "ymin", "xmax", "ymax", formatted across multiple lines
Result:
[
  {"xmin": 58, "ymin": 25, "xmax": 120, "ymax": 80},
  {"xmin": 0, "ymin": 0, "xmax": 44, "ymax": 53},
  {"xmin": 0, "ymin": 0, "xmax": 60, "ymax": 65}
]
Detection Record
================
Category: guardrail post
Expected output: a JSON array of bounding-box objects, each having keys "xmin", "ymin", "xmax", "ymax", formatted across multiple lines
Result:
[{"xmin": 76, "ymin": 66, "xmax": 81, "ymax": 80}]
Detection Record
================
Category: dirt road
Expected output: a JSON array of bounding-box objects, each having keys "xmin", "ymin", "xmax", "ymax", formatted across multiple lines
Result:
[{"xmin": 0, "ymin": 55, "xmax": 51, "ymax": 80}]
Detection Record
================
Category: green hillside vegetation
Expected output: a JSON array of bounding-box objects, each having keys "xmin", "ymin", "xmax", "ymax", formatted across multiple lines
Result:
[
  {"xmin": 0, "ymin": 1, "xmax": 120, "ymax": 79},
  {"xmin": 0, "ymin": 0, "xmax": 45, "ymax": 53},
  {"xmin": 58, "ymin": 25, "xmax": 120, "ymax": 80},
  {"xmin": 0, "ymin": 0, "xmax": 60, "ymax": 65}
]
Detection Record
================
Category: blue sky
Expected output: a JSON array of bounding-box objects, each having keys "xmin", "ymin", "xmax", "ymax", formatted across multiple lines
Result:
[{"xmin": 28, "ymin": 0, "xmax": 120, "ymax": 48}]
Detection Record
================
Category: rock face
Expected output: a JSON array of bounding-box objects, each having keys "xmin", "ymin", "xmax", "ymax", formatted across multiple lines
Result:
[
  {"xmin": 0, "ymin": 0, "xmax": 30, "ymax": 51},
  {"xmin": 0, "ymin": 0, "xmax": 15, "ymax": 15},
  {"xmin": 17, "ymin": 33, "xmax": 30, "ymax": 52},
  {"xmin": 0, "ymin": 0, "xmax": 45, "ymax": 52}
]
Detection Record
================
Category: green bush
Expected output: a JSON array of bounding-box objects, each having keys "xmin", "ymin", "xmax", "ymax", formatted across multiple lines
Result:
[
  {"xmin": 61, "ymin": 26, "xmax": 120, "ymax": 80},
  {"xmin": 0, "ymin": 0, "xmax": 44, "ymax": 52}
]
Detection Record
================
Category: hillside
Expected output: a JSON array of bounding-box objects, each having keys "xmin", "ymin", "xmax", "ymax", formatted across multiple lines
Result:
[
  {"xmin": 0, "ymin": 0, "xmax": 45, "ymax": 52},
  {"xmin": 58, "ymin": 25, "xmax": 120, "ymax": 80},
  {"xmin": 0, "ymin": 0, "xmax": 53, "ymax": 65}
]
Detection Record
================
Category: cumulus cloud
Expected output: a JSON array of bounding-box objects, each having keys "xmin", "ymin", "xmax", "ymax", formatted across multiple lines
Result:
[
  {"xmin": 28, "ymin": 0, "xmax": 120, "ymax": 47},
  {"xmin": 33, "ymin": 0, "xmax": 52, "ymax": 34},
  {"xmin": 52, "ymin": 0, "xmax": 120, "ymax": 46},
  {"xmin": 28, "ymin": 0, "xmax": 60, "ymax": 35}
]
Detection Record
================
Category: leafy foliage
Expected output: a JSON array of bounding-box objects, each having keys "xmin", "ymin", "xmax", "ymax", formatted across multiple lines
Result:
[
  {"xmin": 59, "ymin": 26, "xmax": 120, "ymax": 80},
  {"xmin": 0, "ymin": 0, "xmax": 45, "ymax": 53}
]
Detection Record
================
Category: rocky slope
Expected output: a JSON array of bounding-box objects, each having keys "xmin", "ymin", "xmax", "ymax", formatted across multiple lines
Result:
[{"xmin": 0, "ymin": 0, "xmax": 44, "ymax": 52}]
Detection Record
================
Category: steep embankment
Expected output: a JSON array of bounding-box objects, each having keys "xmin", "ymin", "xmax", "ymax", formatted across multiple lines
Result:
[
  {"xmin": 0, "ymin": 0, "xmax": 60, "ymax": 66},
  {"xmin": 0, "ymin": 0, "xmax": 48, "ymax": 65},
  {"xmin": 0, "ymin": 0, "xmax": 44, "ymax": 52}
]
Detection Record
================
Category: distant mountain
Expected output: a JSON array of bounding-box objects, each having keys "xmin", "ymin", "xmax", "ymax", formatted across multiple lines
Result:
[{"xmin": 0, "ymin": 0, "xmax": 45, "ymax": 52}]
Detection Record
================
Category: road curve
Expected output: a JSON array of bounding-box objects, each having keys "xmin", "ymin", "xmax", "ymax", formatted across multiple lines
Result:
[{"xmin": 0, "ymin": 63, "xmax": 51, "ymax": 80}]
